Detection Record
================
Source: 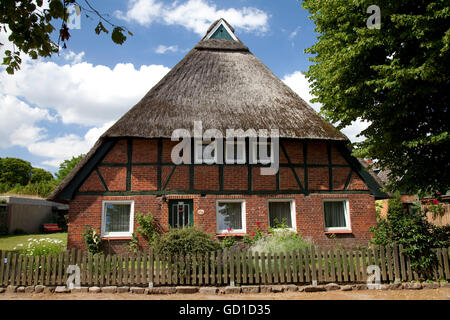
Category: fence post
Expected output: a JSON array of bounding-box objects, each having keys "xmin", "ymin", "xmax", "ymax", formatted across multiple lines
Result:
[
  {"xmin": 443, "ymin": 247, "xmax": 449, "ymax": 280},
  {"xmin": 392, "ymin": 243, "xmax": 401, "ymax": 282}
]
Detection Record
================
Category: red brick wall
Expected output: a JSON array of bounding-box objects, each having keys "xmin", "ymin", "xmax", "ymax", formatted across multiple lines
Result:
[
  {"xmin": 68, "ymin": 193, "xmax": 376, "ymax": 254},
  {"xmin": 70, "ymin": 138, "xmax": 376, "ymax": 253}
]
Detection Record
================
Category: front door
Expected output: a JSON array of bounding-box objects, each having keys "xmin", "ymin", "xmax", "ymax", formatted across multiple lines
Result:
[{"xmin": 169, "ymin": 200, "xmax": 193, "ymax": 228}]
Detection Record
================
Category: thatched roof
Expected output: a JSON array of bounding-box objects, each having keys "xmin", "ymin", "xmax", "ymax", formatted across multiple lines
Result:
[
  {"xmin": 48, "ymin": 19, "xmax": 350, "ymax": 201},
  {"xmin": 101, "ymin": 19, "xmax": 347, "ymax": 141}
]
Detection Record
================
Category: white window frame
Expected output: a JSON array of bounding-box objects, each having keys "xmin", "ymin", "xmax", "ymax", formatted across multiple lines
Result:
[
  {"xmin": 267, "ymin": 199, "xmax": 296, "ymax": 231},
  {"xmin": 204, "ymin": 19, "xmax": 239, "ymax": 41},
  {"xmin": 322, "ymin": 199, "xmax": 351, "ymax": 232},
  {"xmin": 101, "ymin": 200, "xmax": 134, "ymax": 238},
  {"xmin": 225, "ymin": 140, "xmax": 246, "ymax": 164},
  {"xmin": 216, "ymin": 199, "xmax": 246, "ymax": 234}
]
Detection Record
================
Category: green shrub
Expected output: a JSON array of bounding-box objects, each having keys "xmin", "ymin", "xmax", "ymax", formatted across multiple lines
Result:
[
  {"xmin": 13, "ymin": 237, "xmax": 65, "ymax": 256},
  {"xmin": 154, "ymin": 227, "xmax": 221, "ymax": 256},
  {"xmin": 370, "ymin": 193, "xmax": 450, "ymax": 279},
  {"xmin": 136, "ymin": 212, "xmax": 160, "ymax": 244},
  {"xmin": 82, "ymin": 226, "xmax": 103, "ymax": 254},
  {"xmin": 221, "ymin": 236, "xmax": 238, "ymax": 248},
  {"xmin": 249, "ymin": 229, "xmax": 311, "ymax": 254}
]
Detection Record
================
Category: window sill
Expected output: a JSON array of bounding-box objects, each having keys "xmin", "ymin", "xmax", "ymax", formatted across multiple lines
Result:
[
  {"xmin": 101, "ymin": 237, "xmax": 133, "ymax": 240},
  {"xmin": 324, "ymin": 230, "xmax": 352, "ymax": 234},
  {"xmin": 216, "ymin": 233, "xmax": 246, "ymax": 237}
]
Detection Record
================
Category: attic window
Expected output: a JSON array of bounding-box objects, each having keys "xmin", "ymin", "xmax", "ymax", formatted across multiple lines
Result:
[{"xmin": 205, "ymin": 19, "xmax": 238, "ymax": 41}]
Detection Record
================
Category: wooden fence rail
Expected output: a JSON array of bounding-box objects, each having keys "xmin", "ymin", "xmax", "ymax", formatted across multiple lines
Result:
[{"xmin": 0, "ymin": 245, "xmax": 449, "ymax": 287}]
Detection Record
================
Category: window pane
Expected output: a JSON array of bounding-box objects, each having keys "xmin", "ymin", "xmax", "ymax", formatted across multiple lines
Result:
[
  {"xmin": 324, "ymin": 201, "xmax": 346, "ymax": 228},
  {"xmin": 105, "ymin": 204, "xmax": 131, "ymax": 233},
  {"xmin": 217, "ymin": 202, "xmax": 242, "ymax": 230},
  {"xmin": 269, "ymin": 202, "xmax": 292, "ymax": 228}
]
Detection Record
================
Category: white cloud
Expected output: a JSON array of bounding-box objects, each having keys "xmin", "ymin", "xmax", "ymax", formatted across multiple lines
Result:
[
  {"xmin": 282, "ymin": 70, "xmax": 370, "ymax": 143},
  {"xmin": 28, "ymin": 122, "xmax": 114, "ymax": 168},
  {"xmin": 0, "ymin": 58, "xmax": 170, "ymax": 127},
  {"xmin": 115, "ymin": 0, "xmax": 269, "ymax": 35},
  {"xmin": 155, "ymin": 44, "xmax": 179, "ymax": 54},
  {"xmin": 0, "ymin": 94, "xmax": 54, "ymax": 148},
  {"xmin": 64, "ymin": 50, "xmax": 85, "ymax": 64}
]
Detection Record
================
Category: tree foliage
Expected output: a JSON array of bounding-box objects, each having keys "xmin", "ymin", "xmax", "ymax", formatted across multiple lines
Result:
[
  {"xmin": 55, "ymin": 154, "xmax": 84, "ymax": 183},
  {"xmin": 302, "ymin": 0, "xmax": 450, "ymax": 195},
  {"xmin": 0, "ymin": 157, "xmax": 33, "ymax": 185},
  {"xmin": 0, "ymin": 154, "xmax": 83, "ymax": 197},
  {"xmin": 0, "ymin": 0, "xmax": 132, "ymax": 74}
]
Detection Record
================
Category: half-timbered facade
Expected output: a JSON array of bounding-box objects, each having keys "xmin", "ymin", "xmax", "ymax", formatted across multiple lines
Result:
[{"xmin": 49, "ymin": 19, "xmax": 386, "ymax": 253}]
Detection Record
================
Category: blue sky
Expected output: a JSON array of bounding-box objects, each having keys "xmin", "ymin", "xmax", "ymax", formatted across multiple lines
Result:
[{"xmin": 0, "ymin": 0, "xmax": 366, "ymax": 174}]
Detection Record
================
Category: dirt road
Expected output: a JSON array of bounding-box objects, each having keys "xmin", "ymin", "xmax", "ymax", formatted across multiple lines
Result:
[{"xmin": 2, "ymin": 287, "xmax": 449, "ymax": 300}]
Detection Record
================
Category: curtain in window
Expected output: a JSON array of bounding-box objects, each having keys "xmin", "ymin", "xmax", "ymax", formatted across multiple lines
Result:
[
  {"xmin": 269, "ymin": 202, "xmax": 292, "ymax": 228},
  {"xmin": 324, "ymin": 201, "xmax": 346, "ymax": 228},
  {"xmin": 217, "ymin": 202, "xmax": 242, "ymax": 230},
  {"xmin": 105, "ymin": 204, "xmax": 131, "ymax": 232}
]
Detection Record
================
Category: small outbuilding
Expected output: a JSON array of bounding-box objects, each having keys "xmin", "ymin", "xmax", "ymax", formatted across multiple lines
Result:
[{"xmin": 0, "ymin": 195, "xmax": 68, "ymax": 235}]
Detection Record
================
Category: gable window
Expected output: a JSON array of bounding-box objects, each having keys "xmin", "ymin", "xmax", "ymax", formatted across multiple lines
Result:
[
  {"xmin": 216, "ymin": 200, "xmax": 246, "ymax": 234},
  {"xmin": 323, "ymin": 199, "xmax": 350, "ymax": 232},
  {"xmin": 101, "ymin": 200, "xmax": 134, "ymax": 238},
  {"xmin": 268, "ymin": 200, "xmax": 296, "ymax": 230},
  {"xmin": 225, "ymin": 140, "xmax": 246, "ymax": 164}
]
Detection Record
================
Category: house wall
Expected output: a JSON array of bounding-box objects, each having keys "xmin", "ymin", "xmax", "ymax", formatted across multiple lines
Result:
[{"xmin": 68, "ymin": 138, "xmax": 377, "ymax": 253}]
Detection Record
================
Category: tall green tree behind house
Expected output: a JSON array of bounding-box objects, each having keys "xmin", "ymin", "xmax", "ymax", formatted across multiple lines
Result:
[
  {"xmin": 0, "ymin": 157, "xmax": 33, "ymax": 185},
  {"xmin": 302, "ymin": 0, "xmax": 450, "ymax": 195}
]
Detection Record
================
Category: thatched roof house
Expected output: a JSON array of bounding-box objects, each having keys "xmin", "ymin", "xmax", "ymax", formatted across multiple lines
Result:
[{"xmin": 50, "ymin": 19, "xmax": 386, "ymax": 253}]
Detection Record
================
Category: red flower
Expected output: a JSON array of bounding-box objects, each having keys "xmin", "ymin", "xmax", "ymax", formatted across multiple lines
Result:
[
  {"xmin": 437, "ymin": 192, "xmax": 441, "ymax": 195},
  {"xmin": 256, "ymin": 221, "xmax": 261, "ymax": 226},
  {"xmin": 251, "ymin": 232, "xmax": 255, "ymax": 236},
  {"xmin": 426, "ymin": 200, "xmax": 430, "ymax": 205},
  {"xmin": 227, "ymin": 228, "xmax": 232, "ymax": 232},
  {"xmin": 432, "ymin": 199, "xmax": 439, "ymax": 205}
]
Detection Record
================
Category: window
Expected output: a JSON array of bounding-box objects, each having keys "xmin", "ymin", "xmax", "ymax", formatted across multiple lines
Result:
[
  {"xmin": 323, "ymin": 199, "xmax": 350, "ymax": 231},
  {"xmin": 268, "ymin": 200, "xmax": 296, "ymax": 230},
  {"xmin": 216, "ymin": 200, "xmax": 246, "ymax": 234},
  {"xmin": 225, "ymin": 140, "xmax": 246, "ymax": 164},
  {"xmin": 101, "ymin": 200, "xmax": 134, "ymax": 237}
]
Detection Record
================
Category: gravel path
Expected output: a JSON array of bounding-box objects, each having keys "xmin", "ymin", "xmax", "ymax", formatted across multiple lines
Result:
[{"xmin": 2, "ymin": 287, "xmax": 449, "ymax": 300}]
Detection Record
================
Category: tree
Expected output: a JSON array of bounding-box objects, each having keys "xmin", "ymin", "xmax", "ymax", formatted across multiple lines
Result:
[
  {"xmin": 0, "ymin": 0, "xmax": 132, "ymax": 74},
  {"xmin": 0, "ymin": 157, "xmax": 33, "ymax": 185},
  {"xmin": 302, "ymin": 0, "xmax": 450, "ymax": 195},
  {"xmin": 55, "ymin": 154, "xmax": 84, "ymax": 183},
  {"xmin": 30, "ymin": 167, "xmax": 54, "ymax": 184}
]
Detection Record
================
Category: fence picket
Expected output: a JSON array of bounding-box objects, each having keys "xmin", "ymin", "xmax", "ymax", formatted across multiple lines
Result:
[
  {"xmin": 355, "ymin": 250, "xmax": 361, "ymax": 282},
  {"xmin": 292, "ymin": 250, "xmax": 298, "ymax": 283},
  {"xmin": 149, "ymin": 248, "xmax": 154, "ymax": 285},
  {"xmin": 379, "ymin": 246, "xmax": 387, "ymax": 282},
  {"xmin": 10, "ymin": 253, "xmax": 17, "ymax": 286},
  {"xmin": 436, "ymin": 248, "xmax": 444, "ymax": 280},
  {"xmin": 393, "ymin": 244, "xmax": 401, "ymax": 282},
  {"xmin": 310, "ymin": 246, "xmax": 317, "ymax": 283},
  {"xmin": 443, "ymin": 248, "xmax": 449, "ymax": 280},
  {"xmin": 254, "ymin": 251, "xmax": 261, "ymax": 284},
  {"xmin": 0, "ymin": 251, "xmax": 5, "ymax": 286},
  {"xmin": 386, "ymin": 246, "xmax": 394, "ymax": 281},
  {"xmin": 15, "ymin": 254, "xmax": 22, "ymax": 286},
  {"xmin": 304, "ymin": 247, "xmax": 311, "ymax": 283},
  {"xmin": 398, "ymin": 244, "xmax": 407, "ymax": 281},
  {"xmin": 335, "ymin": 249, "xmax": 341, "ymax": 283},
  {"xmin": 216, "ymin": 250, "xmax": 221, "ymax": 285},
  {"xmin": 279, "ymin": 252, "xmax": 285, "ymax": 283},
  {"xmin": 297, "ymin": 248, "xmax": 304, "ymax": 283},
  {"xmin": 317, "ymin": 248, "xmax": 323, "ymax": 283}
]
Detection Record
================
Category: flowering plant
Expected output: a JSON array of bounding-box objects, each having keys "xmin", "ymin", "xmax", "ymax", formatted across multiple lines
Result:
[
  {"xmin": 13, "ymin": 238, "xmax": 65, "ymax": 256},
  {"xmin": 423, "ymin": 196, "xmax": 445, "ymax": 218}
]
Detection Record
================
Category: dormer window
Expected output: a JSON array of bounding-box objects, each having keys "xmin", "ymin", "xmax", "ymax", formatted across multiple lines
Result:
[{"xmin": 205, "ymin": 19, "xmax": 239, "ymax": 41}]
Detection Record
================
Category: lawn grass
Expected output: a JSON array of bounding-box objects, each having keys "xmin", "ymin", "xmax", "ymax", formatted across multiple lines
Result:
[{"xmin": 0, "ymin": 232, "xmax": 67, "ymax": 251}]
